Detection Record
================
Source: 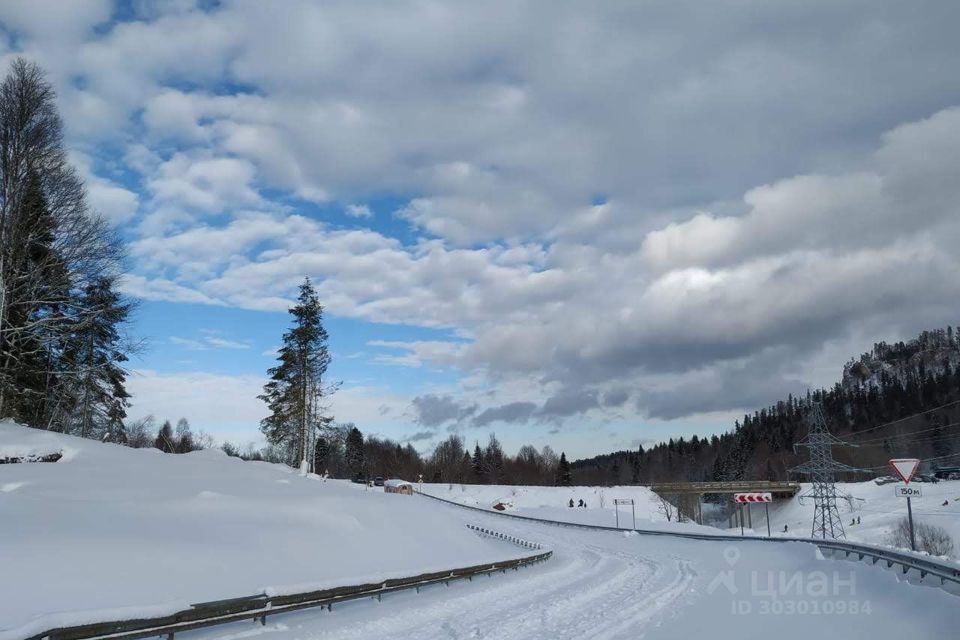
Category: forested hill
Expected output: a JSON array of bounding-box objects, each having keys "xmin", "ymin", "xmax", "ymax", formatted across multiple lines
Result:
[{"xmin": 570, "ymin": 327, "xmax": 960, "ymax": 486}]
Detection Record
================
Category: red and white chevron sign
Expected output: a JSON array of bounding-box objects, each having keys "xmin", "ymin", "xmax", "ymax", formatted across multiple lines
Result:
[{"xmin": 734, "ymin": 492, "xmax": 772, "ymax": 503}]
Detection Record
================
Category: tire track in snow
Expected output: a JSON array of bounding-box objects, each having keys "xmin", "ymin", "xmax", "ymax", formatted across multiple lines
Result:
[{"xmin": 202, "ymin": 513, "xmax": 695, "ymax": 640}]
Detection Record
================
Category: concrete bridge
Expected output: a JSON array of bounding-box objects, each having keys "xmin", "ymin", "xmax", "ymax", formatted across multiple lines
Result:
[
  {"xmin": 649, "ymin": 480, "xmax": 800, "ymax": 496},
  {"xmin": 649, "ymin": 481, "xmax": 801, "ymax": 527}
]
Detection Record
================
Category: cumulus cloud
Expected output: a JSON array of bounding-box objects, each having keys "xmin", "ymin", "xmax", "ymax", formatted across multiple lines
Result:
[
  {"xmin": 472, "ymin": 402, "xmax": 537, "ymax": 428},
  {"xmin": 6, "ymin": 2, "xmax": 960, "ymax": 437},
  {"xmin": 411, "ymin": 394, "xmax": 476, "ymax": 428},
  {"xmin": 345, "ymin": 203, "xmax": 372, "ymax": 219},
  {"xmin": 115, "ymin": 102, "xmax": 960, "ymax": 431}
]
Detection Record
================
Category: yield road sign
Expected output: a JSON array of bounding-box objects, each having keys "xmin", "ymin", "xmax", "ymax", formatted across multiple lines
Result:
[
  {"xmin": 733, "ymin": 492, "xmax": 772, "ymax": 503},
  {"xmin": 889, "ymin": 458, "xmax": 921, "ymax": 484},
  {"xmin": 895, "ymin": 485, "xmax": 922, "ymax": 498}
]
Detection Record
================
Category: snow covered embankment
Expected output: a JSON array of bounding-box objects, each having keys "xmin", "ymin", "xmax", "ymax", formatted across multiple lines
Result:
[
  {"xmin": 422, "ymin": 479, "xmax": 960, "ymax": 559},
  {"xmin": 0, "ymin": 422, "xmax": 522, "ymax": 640}
]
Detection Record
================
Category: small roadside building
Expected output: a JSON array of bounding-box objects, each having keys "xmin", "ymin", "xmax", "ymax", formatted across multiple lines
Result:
[{"xmin": 384, "ymin": 479, "xmax": 415, "ymax": 495}]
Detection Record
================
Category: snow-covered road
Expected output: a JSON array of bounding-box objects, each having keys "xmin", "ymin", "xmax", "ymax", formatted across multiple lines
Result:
[{"xmin": 189, "ymin": 500, "xmax": 960, "ymax": 640}]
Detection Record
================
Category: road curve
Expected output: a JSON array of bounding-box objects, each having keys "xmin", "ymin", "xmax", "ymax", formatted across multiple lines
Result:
[{"xmin": 189, "ymin": 500, "xmax": 959, "ymax": 640}]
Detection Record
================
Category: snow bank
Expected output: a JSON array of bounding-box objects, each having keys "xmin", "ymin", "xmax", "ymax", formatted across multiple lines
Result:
[{"xmin": 0, "ymin": 423, "xmax": 521, "ymax": 639}]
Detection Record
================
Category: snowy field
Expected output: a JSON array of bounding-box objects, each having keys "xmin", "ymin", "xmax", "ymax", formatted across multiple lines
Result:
[
  {"xmin": 420, "ymin": 480, "xmax": 960, "ymax": 559},
  {"xmin": 769, "ymin": 479, "xmax": 960, "ymax": 556},
  {"xmin": 3, "ymin": 424, "xmax": 959, "ymax": 640},
  {"xmin": 0, "ymin": 423, "xmax": 524, "ymax": 640},
  {"xmin": 419, "ymin": 482, "xmax": 713, "ymax": 532}
]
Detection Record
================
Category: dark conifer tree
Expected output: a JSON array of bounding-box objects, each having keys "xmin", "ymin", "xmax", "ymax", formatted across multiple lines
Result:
[
  {"xmin": 259, "ymin": 277, "xmax": 334, "ymax": 470},
  {"xmin": 64, "ymin": 277, "xmax": 132, "ymax": 440},
  {"xmin": 154, "ymin": 420, "xmax": 175, "ymax": 453},
  {"xmin": 557, "ymin": 452, "xmax": 571, "ymax": 486},
  {"xmin": 471, "ymin": 443, "xmax": 485, "ymax": 482},
  {"xmin": 345, "ymin": 426, "xmax": 365, "ymax": 476}
]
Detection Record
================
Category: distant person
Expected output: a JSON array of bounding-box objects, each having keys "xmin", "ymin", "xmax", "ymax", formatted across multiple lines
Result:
[
  {"xmin": 569, "ymin": 499, "xmax": 574, "ymax": 508},
  {"xmin": 944, "ymin": 500, "xmax": 950, "ymax": 506},
  {"xmin": 783, "ymin": 524, "xmax": 789, "ymax": 533},
  {"xmin": 582, "ymin": 501, "xmax": 587, "ymax": 508},
  {"xmin": 578, "ymin": 499, "xmax": 584, "ymax": 507},
  {"xmin": 856, "ymin": 516, "xmax": 861, "ymax": 524}
]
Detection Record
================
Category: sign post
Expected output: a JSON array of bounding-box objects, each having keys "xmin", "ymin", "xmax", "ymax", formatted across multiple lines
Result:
[
  {"xmin": 614, "ymin": 498, "xmax": 635, "ymax": 529},
  {"xmin": 889, "ymin": 458, "xmax": 921, "ymax": 551},
  {"xmin": 734, "ymin": 493, "xmax": 773, "ymax": 536}
]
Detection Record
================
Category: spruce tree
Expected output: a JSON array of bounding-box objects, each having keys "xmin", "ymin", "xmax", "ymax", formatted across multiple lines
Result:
[
  {"xmin": 314, "ymin": 435, "xmax": 330, "ymax": 473},
  {"xmin": 472, "ymin": 443, "xmax": 485, "ymax": 482},
  {"xmin": 64, "ymin": 277, "xmax": 132, "ymax": 439},
  {"xmin": 557, "ymin": 452, "xmax": 571, "ymax": 486},
  {"xmin": 259, "ymin": 277, "xmax": 334, "ymax": 470},
  {"xmin": 345, "ymin": 425, "xmax": 365, "ymax": 476}
]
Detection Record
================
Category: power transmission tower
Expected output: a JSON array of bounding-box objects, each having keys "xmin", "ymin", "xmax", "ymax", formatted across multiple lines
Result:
[{"xmin": 789, "ymin": 401, "xmax": 861, "ymax": 539}]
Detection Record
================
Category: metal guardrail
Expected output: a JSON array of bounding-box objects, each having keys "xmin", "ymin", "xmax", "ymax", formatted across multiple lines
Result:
[
  {"xmin": 22, "ymin": 542, "xmax": 552, "ymax": 640},
  {"xmin": 466, "ymin": 524, "xmax": 543, "ymax": 550},
  {"xmin": 815, "ymin": 540, "xmax": 960, "ymax": 587},
  {"xmin": 417, "ymin": 490, "xmax": 960, "ymax": 592}
]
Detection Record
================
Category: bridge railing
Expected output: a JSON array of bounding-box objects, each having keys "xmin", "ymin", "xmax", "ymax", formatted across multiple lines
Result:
[{"xmin": 649, "ymin": 481, "xmax": 801, "ymax": 495}]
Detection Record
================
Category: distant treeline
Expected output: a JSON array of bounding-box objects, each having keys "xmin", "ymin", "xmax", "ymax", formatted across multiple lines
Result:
[
  {"xmin": 224, "ymin": 425, "xmax": 575, "ymax": 486},
  {"xmin": 224, "ymin": 327, "xmax": 960, "ymax": 487}
]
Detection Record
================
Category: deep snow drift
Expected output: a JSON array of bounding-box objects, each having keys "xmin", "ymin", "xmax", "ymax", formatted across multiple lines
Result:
[{"xmin": 0, "ymin": 422, "xmax": 521, "ymax": 639}]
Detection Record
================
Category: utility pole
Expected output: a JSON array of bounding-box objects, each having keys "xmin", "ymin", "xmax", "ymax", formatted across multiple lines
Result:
[{"xmin": 789, "ymin": 402, "xmax": 862, "ymax": 539}]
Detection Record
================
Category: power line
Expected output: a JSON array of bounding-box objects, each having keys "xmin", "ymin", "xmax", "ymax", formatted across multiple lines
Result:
[
  {"xmin": 856, "ymin": 431, "xmax": 960, "ymax": 449},
  {"xmin": 854, "ymin": 507, "xmax": 960, "ymax": 517},
  {"xmin": 845, "ymin": 399, "xmax": 960, "ymax": 438},
  {"xmin": 850, "ymin": 419, "xmax": 960, "ymax": 445},
  {"xmin": 862, "ymin": 450, "xmax": 960, "ymax": 471}
]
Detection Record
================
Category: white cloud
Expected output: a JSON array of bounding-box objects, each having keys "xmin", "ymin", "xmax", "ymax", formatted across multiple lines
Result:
[
  {"xmin": 170, "ymin": 334, "xmax": 252, "ymax": 351},
  {"xmin": 5, "ymin": 2, "xmax": 960, "ymax": 431},
  {"xmin": 345, "ymin": 203, "xmax": 372, "ymax": 218},
  {"xmin": 127, "ymin": 369, "xmax": 267, "ymax": 439}
]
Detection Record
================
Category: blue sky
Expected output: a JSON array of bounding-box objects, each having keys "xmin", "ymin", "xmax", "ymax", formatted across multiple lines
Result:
[{"xmin": 2, "ymin": 1, "xmax": 960, "ymax": 458}]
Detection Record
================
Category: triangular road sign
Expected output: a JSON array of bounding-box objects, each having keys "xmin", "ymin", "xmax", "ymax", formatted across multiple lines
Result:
[{"xmin": 889, "ymin": 458, "xmax": 920, "ymax": 484}]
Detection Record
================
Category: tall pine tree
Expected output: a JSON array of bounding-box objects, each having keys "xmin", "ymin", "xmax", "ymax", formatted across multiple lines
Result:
[{"xmin": 259, "ymin": 278, "xmax": 334, "ymax": 471}]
